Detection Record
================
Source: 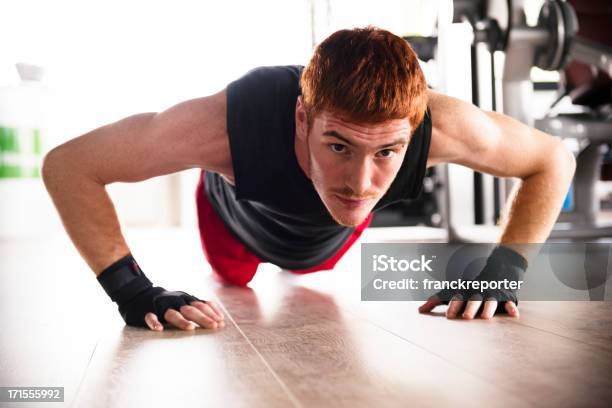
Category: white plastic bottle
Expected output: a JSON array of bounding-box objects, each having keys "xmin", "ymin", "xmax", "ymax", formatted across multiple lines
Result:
[
  {"xmin": 0, "ymin": 62, "xmax": 58, "ymax": 237},
  {"xmin": 0, "ymin": 63, "xmax": 44, "ymax": 178}
]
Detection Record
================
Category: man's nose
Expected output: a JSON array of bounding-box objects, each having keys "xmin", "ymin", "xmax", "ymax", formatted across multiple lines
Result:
[{"xmin": 346, "ymin": 159, "xmax": 372, "ymax": 197}]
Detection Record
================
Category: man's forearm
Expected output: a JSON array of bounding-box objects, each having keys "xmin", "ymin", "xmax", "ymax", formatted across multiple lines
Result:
[
  {"xmin": 42, "ymin": 151, "xmax": 130, "ymax": 275},
  {"xmin": 497, "ymin": 147, "xmax": 576, "ymax": 247}
]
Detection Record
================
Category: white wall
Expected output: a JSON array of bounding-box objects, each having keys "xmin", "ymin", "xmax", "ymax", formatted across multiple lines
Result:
[
  {"xmin": 0, "ymin": 0, "xmax": 313, "ymax": 236},
  {"xmin": 312, "ymin": 0, "xmax": 437, "ymax": 42}
]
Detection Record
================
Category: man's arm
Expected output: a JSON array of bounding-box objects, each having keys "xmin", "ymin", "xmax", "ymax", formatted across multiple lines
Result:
[
  {"xmin": 426, "ymin": 89, "xmax": 576, "ymax": 245},
  {"xmin": 42, "ymin": 89, "xmax": 230, "ymax": 274},
  {"xmin": 420, "ymin": 90, "xmax": 576, "ymax": 320}
]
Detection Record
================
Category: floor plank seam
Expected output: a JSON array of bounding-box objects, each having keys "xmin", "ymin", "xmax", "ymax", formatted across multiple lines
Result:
[
  {"xmin": 213, "ymin": 295, "xmax": 304, "ymax": 408},
  {"xmin": 70, "ymin": 336, "xmax": 101, "ymax": 408}
]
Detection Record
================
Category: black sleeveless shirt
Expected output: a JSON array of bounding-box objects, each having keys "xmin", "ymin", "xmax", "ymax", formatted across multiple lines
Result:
[{"xmin": 203, "ymin": 65, "xmax": 432, "ymax": 269}]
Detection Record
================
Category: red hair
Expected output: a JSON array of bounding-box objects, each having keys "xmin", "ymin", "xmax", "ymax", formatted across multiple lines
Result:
[{"xmin": 300, "ymin": 26, "xmax": 428, "ymax": 131}]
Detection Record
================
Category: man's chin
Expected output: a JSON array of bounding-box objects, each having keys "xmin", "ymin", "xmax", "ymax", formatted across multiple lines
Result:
[
  {"xmin": 319, "ymin": 191, "xmax": 377, "ymax": 227},
  {"xmin": 330, "ymin": 210, "xmax": 370, "ymax": 227}
]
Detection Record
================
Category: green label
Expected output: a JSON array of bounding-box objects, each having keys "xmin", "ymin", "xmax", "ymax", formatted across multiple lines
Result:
[
  {"xmin": 0, "ymin": 127, "xmax": 18, "ymax": 152},
  {"xmin": 0, "ymin": 125, "xmax": 43, "ymax": 179}
]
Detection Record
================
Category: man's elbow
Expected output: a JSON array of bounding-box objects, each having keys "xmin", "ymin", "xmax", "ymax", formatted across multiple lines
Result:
[
  {"xmin": 41, "ymin": 146, "xmax": 70, "ymax": 189},
  {"xmin": 552, "ymin": 140, "xmax": 576, "ymax": 181},
  {"xmin": 523, "ymin": 140, "xmax": 575, "ymax": 182}
]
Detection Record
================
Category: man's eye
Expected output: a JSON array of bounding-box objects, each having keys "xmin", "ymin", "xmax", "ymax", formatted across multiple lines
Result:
[
  {"xmin": 330, "ymin": 144, "xmax": 346, "ymax": 153},
  {"xmin": 377, "ymin": 149, "xmax": 396, "ymax": 158}
]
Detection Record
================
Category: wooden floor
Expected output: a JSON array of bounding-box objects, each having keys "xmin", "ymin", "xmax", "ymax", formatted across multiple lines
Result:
[{"xmin": 1, "ymin": 227, "xmax": 611, "ymax": 408}]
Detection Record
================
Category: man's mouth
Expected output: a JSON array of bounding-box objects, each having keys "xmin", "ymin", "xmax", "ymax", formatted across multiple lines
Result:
[{"xmin": 334, "ymin": 194, "xmax": 371, "ymax": 209}]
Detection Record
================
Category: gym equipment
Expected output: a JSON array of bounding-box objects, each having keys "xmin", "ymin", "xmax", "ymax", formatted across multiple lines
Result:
[
  {"xmin": 501, "ymin": 0, "xmax": 612, "ymax": 239},
  {"xmin": 447, "ymin": 0, "xmax": 612, "ymax": 241}
]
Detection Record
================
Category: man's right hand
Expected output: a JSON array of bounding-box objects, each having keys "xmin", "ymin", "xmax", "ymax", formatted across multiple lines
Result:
[
  {"xmin": 118, "ymin": 285, "xmax": 225, "ymax": 331},
  {"xmin": 145, "ymin": 298, "xmax": 225, "ymax": 331}
]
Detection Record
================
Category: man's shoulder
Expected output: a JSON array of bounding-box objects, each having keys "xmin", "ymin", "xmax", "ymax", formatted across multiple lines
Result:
[
  {"xmin": 427, "ymin": 89, "xmax": 485, "ymax": 128},
  {"xmin": 426, "ymin": 89, "xmax": 462, "ymax": 167},
  {"xmin": 426, "ymin": 89, "xmax": 452, "ymax": 122},
  {"xmin": 425, "ymin": 89, "xmax": 495, "ymax": 168}
]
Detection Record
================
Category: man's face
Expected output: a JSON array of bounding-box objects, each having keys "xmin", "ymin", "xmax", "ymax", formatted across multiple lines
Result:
[{"xmin": 295, "ymin": 99, "xmax": 412, "ymax": 227}]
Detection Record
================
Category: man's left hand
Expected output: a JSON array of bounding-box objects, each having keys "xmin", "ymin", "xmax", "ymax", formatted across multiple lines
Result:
[{"xmin": 418, "ymin": 295, "xmax": 520, "ymax": 319}]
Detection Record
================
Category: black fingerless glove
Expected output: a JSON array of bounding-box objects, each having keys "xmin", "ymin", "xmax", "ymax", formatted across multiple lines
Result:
[
  {"xmin": 437, "ymin": 245, "xmax": 528, "ymax": 314},
  {"xmin": 96, "ymin": 254, "xmax": 203, "ymax": 327}
]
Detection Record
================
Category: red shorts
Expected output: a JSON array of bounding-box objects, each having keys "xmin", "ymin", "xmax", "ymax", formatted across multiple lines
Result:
[{"xmin": 195, "ymin": 170, "xmax": 372, "ymax": 286}]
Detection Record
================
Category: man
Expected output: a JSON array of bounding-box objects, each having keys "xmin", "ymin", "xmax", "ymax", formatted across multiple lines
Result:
[{"xmin": 42, "ymin": 27, "xmax": 576, "ymax": 332}]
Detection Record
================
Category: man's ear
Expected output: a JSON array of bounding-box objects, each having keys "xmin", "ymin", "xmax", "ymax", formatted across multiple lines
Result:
[{"xmin": 295, "ymin": 96, "xmax": 308, "ymax": 141}]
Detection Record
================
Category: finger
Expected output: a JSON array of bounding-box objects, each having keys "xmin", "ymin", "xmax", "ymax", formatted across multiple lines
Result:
[
  {"xmin": 202, "ymin": 300, "xmax": 225, "ymax": 321},
  {"xmin": 164, "ymin": 309, "xmax": 196, "ymax": 331},
  {"xmin": 418, "ymin": 297, "xmax": 442, "ymax": 313},
  {"xmin": 180, "ymin": 305, "xmax": 218, "ymax": 329},
  {"xmin": 145, "ymin": 312, "xmax": 164, "ymax": 331},
  {"xmin": 462, "ymin": 299, "xmax": 482, "ymax": 320},
  {"xmin": 481, "ymin": 299, "xmax": 498, "ymax": 319},
  {"xmin": 446, "ymin": 296, "xmax": 464, "ymax": 319},
  {"xmin": 191, "ymin": 302, "xmax": 224, "ymax": 328},
  {"xmin": 191, "ymin": 301, "xmax": 224, "ymax": 322},
  {"xmin": 505, "ymin": 301, "xmax": 520, "ymax": 317}
]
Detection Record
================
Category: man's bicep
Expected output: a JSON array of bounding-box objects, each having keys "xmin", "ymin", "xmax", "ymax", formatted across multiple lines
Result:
[
  {"xmin": 147, "ymin": 89, "xmax": 230, "ymax": 177},
  {"xmin": 46, "ymin": 89, "xmax": 229, "ymax": 185},
  {"xmin": 453, "ymin": 109, "xmax": 565, "ymax": 179}
]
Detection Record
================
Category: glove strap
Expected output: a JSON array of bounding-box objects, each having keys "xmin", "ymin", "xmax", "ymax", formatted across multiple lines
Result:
[{"xmin": 96, "ymin": 253, "xmax": 153, "ymax": 304}]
